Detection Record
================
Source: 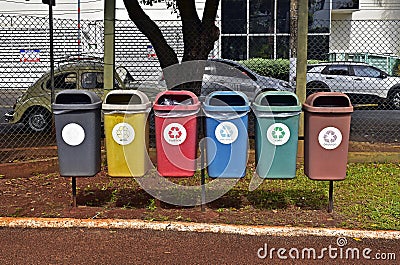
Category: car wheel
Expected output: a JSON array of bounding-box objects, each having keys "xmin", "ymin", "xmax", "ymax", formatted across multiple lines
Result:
[
  {"xmin": 389, "ymin": 89, "xmax": 400, "ymax": 110},
  {"xmin": 26, "ymin": 108, "xmax": 52, "ymax": 132}
]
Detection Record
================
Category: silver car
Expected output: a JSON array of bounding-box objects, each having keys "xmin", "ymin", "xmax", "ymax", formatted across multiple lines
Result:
[
  {"xmin": 202, "ymin": 59, "xmax": 294, "ymax": 100},
  {"xmin": 159, "ymin": 58, "xmax": 294, "ymax": 101}
]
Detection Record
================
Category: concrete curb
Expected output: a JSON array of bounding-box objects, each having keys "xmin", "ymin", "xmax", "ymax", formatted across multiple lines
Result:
[{"xmin": 0, "ymin": 217, "xmax": 399, "ymax": 240}]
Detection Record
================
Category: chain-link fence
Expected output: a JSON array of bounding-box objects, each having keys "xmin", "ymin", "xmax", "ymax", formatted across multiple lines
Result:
[{"xmin": 0, "ymin": 14, "xmax": 399, "ymax": 163}]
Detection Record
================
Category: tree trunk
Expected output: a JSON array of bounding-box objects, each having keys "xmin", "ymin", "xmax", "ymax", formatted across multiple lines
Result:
[
  {"xmin": 123, "ymin": 0, "xmax": 179, "ymax": 69},
  {"xmin": 123, "ymin": 0, "xmax": 221, "ymax": 96}
]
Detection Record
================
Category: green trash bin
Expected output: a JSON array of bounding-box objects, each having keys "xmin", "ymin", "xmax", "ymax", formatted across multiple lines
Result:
[{"xmin": 253, "ymin": 91, "xmax": 301, "ymax": 179}]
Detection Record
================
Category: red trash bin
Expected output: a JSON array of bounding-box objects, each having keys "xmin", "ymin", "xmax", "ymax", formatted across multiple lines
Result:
[{"xmin": 153, "ymin": 90, "xmax": 200, "ymax": 177}]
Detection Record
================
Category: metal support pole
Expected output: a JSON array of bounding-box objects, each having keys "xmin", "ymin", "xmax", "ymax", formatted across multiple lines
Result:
[
  {"xmin": 72, "ymin": 177, "xmax": 77, "ymax": 207},
  {"xmin": 328, "ymin": 181, "xmax": 334, "ymax": 213},
  {"xmin": 49, "ymin": 0, "xmax": 55, "ymax": 104},
  {"xmin": 200, "ymin": 114, "xmax": 206, "ymax": 212},
  {"xmin": 77, "ymin": 0, "xmax": 81, "ymax": 57}
]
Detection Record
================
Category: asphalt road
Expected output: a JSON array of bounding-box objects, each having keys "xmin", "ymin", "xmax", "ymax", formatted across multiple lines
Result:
[
  {"xmin": 350, "ymin": 109, "xmax": 400, "ymax": 142},
  {"xmin": 0, "ymin": 227, "xmax": 398, "ymax": 265}
]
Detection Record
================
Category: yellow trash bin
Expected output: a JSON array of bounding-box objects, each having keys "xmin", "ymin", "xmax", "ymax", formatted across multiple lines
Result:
[{"xmin": 102, "ymin": 90, "xmax": 152, "ymax": 177}]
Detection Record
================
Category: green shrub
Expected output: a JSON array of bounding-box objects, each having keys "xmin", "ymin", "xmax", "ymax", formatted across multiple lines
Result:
[
  {"xmin": 392, "ymin": 59, "xmax": 400, "ymax": 77},
  {"xmin": 239, "ymin": 58, "xmax": 324, "ymax": 81}
]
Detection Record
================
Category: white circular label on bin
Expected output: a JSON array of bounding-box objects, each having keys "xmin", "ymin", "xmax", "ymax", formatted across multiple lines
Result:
[
  {"xmin": 215, "ymin": 122, "xmax": 238, "ymax": 145},
  {"xmin": 266, "ymin": 123, "xmax": 290, "ymax": 146},
  {"xmin": 61, "ymin": 123, "xmax": 85, "ymax": 146},
  {"xmin": 163, "ymin": 123, "xmax": 187, "ymax": 146},
  {"xmin": 318, "ymin": 126, "xmax": 343, "ymax": 150},
  {"xmin": 112, "ymin": 123, "xmax": 135, "ymax": 145}
]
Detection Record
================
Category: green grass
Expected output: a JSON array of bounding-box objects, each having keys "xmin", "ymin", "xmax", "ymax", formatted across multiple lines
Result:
[
  {"xmin": 192, "ymin": 162, "xmax": 400, "ymax": 230},
  {"xmin": 334, "ymin": 163, "xmax": 400, "ymax": 230}
]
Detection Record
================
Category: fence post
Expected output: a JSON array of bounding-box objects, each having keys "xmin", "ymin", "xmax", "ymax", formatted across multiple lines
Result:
[
  {"xmin": 296, "ymin": 0, "xmax": 308, "ymax": 139},
  {"xmin": 104, "ymin": 0, "xmax": 115, "ymax": 97}
]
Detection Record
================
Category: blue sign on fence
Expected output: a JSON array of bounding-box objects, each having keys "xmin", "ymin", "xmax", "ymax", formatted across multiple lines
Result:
[{"xmin": 20, "ymin": 49, "xmax": 41, "ymax": 63}]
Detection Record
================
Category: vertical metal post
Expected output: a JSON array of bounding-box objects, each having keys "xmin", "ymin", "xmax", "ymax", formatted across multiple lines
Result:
[
  {"xmin": 78, "ymin": 0, "xmax": 81, "ymax": 57},
  {"xmin": 328, "ymin": 181, "xmax": 334, "ymax": 213},
  {"xmin": 49, "ymin": 0, "xmax": 55, "ymax": 104},
  {"xmin": 72, "ymin": 177, "xmax": 77, "ymax": 207},
  {"xmin": 200, "ymin": 114, "xmax": 206, "ymax": 212}
]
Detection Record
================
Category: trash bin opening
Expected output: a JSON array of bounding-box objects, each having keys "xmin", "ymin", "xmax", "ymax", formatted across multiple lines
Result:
[
  {"xmin": 157, "ymin": 94, "xmax": 193, "ymax": 105},
  {"xmin": 209, "ymin": 95, "xmax": 246, "ymax": 106},
  {"xmin": 313, "ymin": 96, "xmax": 351, "ymax": 107},
  {"xmin": 105, "ymin": 94, "xmax": 142, "ymax": 105},
  {"xmin": 55, "ymin": 93, "xmax": 92, "ymax": 104},
  {"xmin": 260, "ymin": 95, "xmax": 298, "ymax": 106}
]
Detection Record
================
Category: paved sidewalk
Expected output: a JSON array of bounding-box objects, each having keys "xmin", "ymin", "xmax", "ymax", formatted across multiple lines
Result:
[{"xmin": 0, "ymin": 217, "xmax": 398, "ymax": 264}]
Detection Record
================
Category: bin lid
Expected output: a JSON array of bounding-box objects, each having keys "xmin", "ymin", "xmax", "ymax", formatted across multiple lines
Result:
[
  {"xmin": 203, "ymin": 91, "xmax": 250, "ymax": 112},
  {"xmin": 253, "ymin": 91, "xmax": 301, "ymax": 112},
  {"xmin": 52, "ymin": 90, "xmax": 102, "ymax": 110},
  {"xmin": 303, "ymin": 92, "xmax": 353, "ymax": 113},
  {"xmin": 102, "ymin": 90, "xmax": 151, "ymax": 111},
  {"xmin": 153, "ymin": 90, "xmax": 200, "ymax": 111}
]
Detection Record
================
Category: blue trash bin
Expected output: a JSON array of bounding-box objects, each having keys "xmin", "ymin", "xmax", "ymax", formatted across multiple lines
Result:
[{"xmin": 203, "ymin": 91, "xmax": 250, "ymax": 178}]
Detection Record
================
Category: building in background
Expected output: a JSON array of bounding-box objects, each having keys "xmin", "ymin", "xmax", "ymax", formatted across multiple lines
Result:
[
  {"xmin": 220, "ymin": 0, "xmax": 331, "ymax": 60},
  {"xmin": 220, "ymin": 0, "xmax": 400, "ymax": 71}
]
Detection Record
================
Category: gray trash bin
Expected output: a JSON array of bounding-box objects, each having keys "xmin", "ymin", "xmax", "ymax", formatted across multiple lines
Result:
[{"xmin": 53, "ymin": 90, "xmax": 102, "ymax": 177}]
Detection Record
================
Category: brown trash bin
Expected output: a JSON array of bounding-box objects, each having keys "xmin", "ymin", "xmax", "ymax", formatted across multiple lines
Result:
[{"xmin": 303, "ymin": 92, "xmax": 353, "ymax": 180}]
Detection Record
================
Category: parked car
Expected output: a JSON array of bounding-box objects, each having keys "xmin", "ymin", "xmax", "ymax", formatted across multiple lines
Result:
[
  {"xmin": 306, "ymin": 62, "xmax": 400, "ymax": 109},
  {"xmin": 160, "ymin": 58, "xmax": 294, "ymax": 100},
  {"xmin": 203, "ymin": 59, "xmax": 294, "ymax": 98},
  {"xmin": 5, "ymin": 59, "xmax": 163, "ymax": 132}
]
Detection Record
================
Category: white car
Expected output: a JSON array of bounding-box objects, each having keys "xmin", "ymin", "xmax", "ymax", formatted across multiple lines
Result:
[{"xmin": 306, "ymin": 62, "xmax": 400, "ymax": 109}]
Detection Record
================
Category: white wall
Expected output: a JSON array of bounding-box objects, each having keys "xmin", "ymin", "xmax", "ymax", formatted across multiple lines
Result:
[{"xmin": 331, "ymin": 0, "xmax": 400, "ymax": 56}]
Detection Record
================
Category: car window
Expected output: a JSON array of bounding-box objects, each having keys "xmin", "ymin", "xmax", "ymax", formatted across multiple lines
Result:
[
  {"xmin": 353, "ymin": 65, "xmax": 381, "ymax": 78},
  {"xmin": 116, "ymin": 66, "xmax": 134, "ymax": 84},
  {"xmin": 81, "ymin": 72, "xmax": 104, "ymax": 89},
  {"xmin": 325, "ymin": 65, "xmax": 350, "ymax": 76},
  {"xmin": 307, "ymin": 65, "xmax": 325, "ymax": 73},
  {"xmin": 46, "ymin": 72, "xmax": 77, "ymax": 89}
]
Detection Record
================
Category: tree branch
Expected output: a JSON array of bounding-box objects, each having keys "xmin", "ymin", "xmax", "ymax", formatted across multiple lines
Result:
[
  {"xmin": 177, "ymin": 0, "xmax": 200, "ymax": 22},
  {"xmin": 202, "ymin": 0, "xmax": 219, "ymax": 26},
  {"xmin": 123, "ymin": 0, "xmax": 178, "ymax": 69}
]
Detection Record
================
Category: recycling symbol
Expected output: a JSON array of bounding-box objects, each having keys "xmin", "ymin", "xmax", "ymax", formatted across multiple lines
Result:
[
  {"xmin": 267, "ymin": 123, "xmax": 290, "ymax": 146},
  {"xmin": 318, "ymin": 127, "xmax": 342, "ymax": 150},
  {"xmin": 220, "ymin": 124, "xmax": 234, "ymax": 139},
  {"xmin": 112, "ymin": 123, "xmax": 135, "ymax": 145},
  {"xmin": 271, "ymin": 126, "xmax": 286, "ymax": 139},
  {"xmin": 116, "ymin": 126, "xmax": 131, "ymax": 140},
  {"xmin": 163, "ymin": 123, "xmax": 187, "ymax": 146},
  {"xmin": 168, "ymin": 126, "xmax": 183, "ymax": 139},
  {"xmin": 215, "ymin": 122, "xmax": 238, "ymax": 144},
  {"xmin": 323, "ymin": 130, "xmax": 337, "ymax": 143}
]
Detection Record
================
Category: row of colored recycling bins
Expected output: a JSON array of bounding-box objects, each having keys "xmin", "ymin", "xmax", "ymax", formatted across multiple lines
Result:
[{"xmin": 53, "ymin": 89, "xmax": 353, "ymax": 181}]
